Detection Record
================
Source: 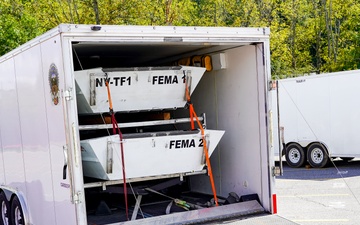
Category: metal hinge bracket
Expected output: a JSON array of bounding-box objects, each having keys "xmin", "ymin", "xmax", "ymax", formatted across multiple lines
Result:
[
  {"xmin": 73, "ymin": 191, "xmax": 82, "ymax": 204},
  {"xmin": 272, "ymin": 166, "xmax": 281, "ymax": 177},
  {"xmin": 64, "ymin": 88, "xmax": 73, "ymax": 101},
  {"xmin": 269, "ymin": 80, "xmax": 277, "ymax": 91}
]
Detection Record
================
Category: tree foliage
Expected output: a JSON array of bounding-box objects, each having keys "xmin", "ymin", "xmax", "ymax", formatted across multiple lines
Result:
[{"xmin": 1, "ymin": 0, "xmax": 360, "ymax": 78}]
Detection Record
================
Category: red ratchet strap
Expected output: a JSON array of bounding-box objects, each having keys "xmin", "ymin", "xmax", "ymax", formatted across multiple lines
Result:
[{"xmin": 105, "ymin": 76, "xmax": 129, "ymax": 220}]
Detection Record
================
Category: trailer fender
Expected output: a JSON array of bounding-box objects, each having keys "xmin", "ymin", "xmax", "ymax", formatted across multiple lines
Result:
[{"xmin": 305, "ymin": 141, "xmax": 329, "ymax": 153}]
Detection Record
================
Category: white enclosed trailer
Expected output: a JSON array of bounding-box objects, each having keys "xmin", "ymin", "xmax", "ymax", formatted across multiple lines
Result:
[
  {"xmin": 0, "ymin": 24, "xmax": 290, "ymax": 225},
  {"xmin": 274, "ymin": 70, "xmax": 360, "ymax": 168}
]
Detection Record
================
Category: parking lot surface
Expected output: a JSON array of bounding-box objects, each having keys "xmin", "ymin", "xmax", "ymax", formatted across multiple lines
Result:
[{"xmin": 276, "ymin": 159, "xmax": 360, "ymax": 225}]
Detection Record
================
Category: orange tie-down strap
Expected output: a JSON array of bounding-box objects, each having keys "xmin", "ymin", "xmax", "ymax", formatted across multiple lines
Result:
[
  {"xmin": 190, "ymin": 105, "xmax": 219, "ymax": 206},
  {"xmin": 185, "ymin": 76, "xmax": 218, "ymax": 206}
]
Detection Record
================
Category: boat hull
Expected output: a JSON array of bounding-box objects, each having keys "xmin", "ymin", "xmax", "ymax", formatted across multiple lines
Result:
[
  {"xmin": 81, "ymin": 129, "xmax": 225, "ymax": 181},
  {"xmin": 75, "ymin": 66, "xmax": 206, "ymax": 113}
]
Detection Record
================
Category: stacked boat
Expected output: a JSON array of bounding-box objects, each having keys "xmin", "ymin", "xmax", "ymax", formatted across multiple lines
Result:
[{"xmin": 75, "ymin": 66, "xmax": 225, "ymax": 181}]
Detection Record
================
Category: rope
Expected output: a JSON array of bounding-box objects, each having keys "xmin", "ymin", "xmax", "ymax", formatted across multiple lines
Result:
[
  {"xmin": 105, "ymin": 75, "xmax": 129, "ymax": 220},
  {"xmin": 185, "ymin": 74, "xmax": 219, "ymax": 206}
]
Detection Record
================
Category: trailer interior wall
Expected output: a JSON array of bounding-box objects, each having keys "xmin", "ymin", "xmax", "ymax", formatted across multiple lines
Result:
[{"xmin": 189, "ymin": 44, "xmax": 271, "ymax": 210}]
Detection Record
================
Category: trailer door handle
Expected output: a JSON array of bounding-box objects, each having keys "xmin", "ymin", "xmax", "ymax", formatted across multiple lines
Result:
[{"xmin": 63, "ymin": 145, "xmax": 68, "ymax": 179}]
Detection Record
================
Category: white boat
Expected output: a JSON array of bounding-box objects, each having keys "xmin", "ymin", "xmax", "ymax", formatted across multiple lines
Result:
[
  {"xmin": 81, "ymin": 129, "xmax": 225, "ymax": 181},
  {"xmin": 75, "ymin": 66, "xmax": 206, "ymax": 113}
]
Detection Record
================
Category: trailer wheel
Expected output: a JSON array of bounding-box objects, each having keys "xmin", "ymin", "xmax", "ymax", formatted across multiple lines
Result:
[
  {"xmin": 0, "ymin": 192, "xmax": 10, "ymax": 225},
  {"xmin": 307, "ymin": 143, "xmax": 329, "ymax": 168},
  {"xmin": 10, "ymin": 196, "xmax": 23, "ymax": 225},
  {"xmin": 285, "ymin": 143, "xmax": 306, "ymax": 168}
]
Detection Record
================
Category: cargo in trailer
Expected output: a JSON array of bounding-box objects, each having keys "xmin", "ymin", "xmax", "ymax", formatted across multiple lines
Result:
[{"xmin": 0, "ymin": 24, "xmax": 288, "ymax": 225}]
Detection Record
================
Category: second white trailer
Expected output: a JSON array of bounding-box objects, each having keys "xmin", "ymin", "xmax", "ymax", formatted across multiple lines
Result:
[{"xmin": 274, "ymin": 70, "xmax": 360, "ymax": 168}]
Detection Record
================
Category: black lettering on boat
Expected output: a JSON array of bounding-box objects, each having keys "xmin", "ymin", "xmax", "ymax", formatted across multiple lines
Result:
[
  {"xmin": 152, "ymin": 75, "xmax": 179, "ymax": 85},
  {"xmin": 169, "ymin": 139, "xmax": 196, "ymax": 149}
]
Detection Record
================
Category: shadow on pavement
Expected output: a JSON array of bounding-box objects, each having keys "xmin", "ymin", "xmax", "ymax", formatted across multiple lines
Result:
[{"xmin": 276, "ymin": 159, "xmax": 360, "ymax": 180}]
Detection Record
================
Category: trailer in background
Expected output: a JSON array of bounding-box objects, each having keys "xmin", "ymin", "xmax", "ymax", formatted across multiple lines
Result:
[
  {"xmin": 0, "ymin": 24, "xmax": 289, "ymax": 225},
  {"xmin": 273, "ymin": 70, "xmax": 360, "ymax": 168}
]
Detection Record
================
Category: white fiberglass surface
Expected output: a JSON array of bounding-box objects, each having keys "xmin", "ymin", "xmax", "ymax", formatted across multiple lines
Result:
[
  {"xmin": 278, "ymin": 71, "xmax": 360, "ymax": 157},
  {"xmin": 278, "ymin": 81, "xmax": 300, "ymax": 143},
  {"xmin": 296, "ymin": 77, "xmax": 330, "ymax": 143},
  {"xmin": 14, "ymin": 42, "xmax": 57, "ymax": 224},
  {"xmin": 278, "ymin": 78, "xmax": 323, "ymax": 144},
  {"xmin": 81, "ymin": 130, "xmax": 224, "ymax": 180},
  {"xmin": 190, "ymin": 45, "xmax": 267, "ymax": 204},
  {"xmin": 0, "ymin": 37, "xmax": 76, "ymax": 224},
  {"xmin": 40, "ymin": 36, "xmax": 77, "ymax": 224},
  {"xmin": 0, "ymin": 126, "xmax": 3, "ymax": 184},
  {"xmin": 75, "ymin": 66, "xmax": 205, "ymax": 113},
  {"xmin": 329, "ymin": 73, "xmax": 360, "ymax": 157},
  {"xmin": 0, "ymin": 58, "xmax": 27, "ymax": 190}
]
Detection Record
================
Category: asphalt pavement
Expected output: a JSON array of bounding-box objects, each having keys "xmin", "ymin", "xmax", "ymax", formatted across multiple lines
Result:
[{"xmin": 276, "ymin": 158, "xmax": 360, "ymax": 225}]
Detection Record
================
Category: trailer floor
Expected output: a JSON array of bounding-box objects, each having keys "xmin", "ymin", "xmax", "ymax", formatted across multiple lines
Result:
[
  {"xmin": 87, "ymin": 199, "xmax": 187, "ymax": 224},
  {"xmin": 87, "ymin": 199, "xmax": 284, "ymax": 225},
  {"xmin": 85, "ymin": 182, "xmax": 297, "ymax": 225}
]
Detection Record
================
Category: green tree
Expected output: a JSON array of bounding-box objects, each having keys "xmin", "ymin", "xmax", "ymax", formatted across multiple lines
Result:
[
  {"xmin": 320, "ymin": 0, "xmax": 360, "ymax": 72},
  {"xmin": 0, "ymin": 0, "xmax": 45, "ymax": 55},
  {"xmin": 1, "ymin": 0, "xmax": 360, "ymax": 78}
]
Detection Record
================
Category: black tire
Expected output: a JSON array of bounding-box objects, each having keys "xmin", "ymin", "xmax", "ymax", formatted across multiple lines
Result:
[
  {"xmin": 10, "ymin": 196, "xmax": 24, "ymax": 225},
  {"xmin": 0, "ymin": 192, "xmax": 10, "ymax": 225},
  {"xmin": 285, "ymin": 143, "xmax": 306, "ymax": 168},
  {"xmin": 307, "ymin": 143, "xmax": 329, "ymax": 168}
]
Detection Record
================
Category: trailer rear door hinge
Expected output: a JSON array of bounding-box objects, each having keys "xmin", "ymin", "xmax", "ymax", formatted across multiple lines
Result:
[
  {"xmin": 64, "ymin": 88, "xmax": 73, "ymax": 101},
  {"xmin": 73, "ymin": 191, "xmax": 82, "ymax": 204},
  {"xmin": 269, "ymin": 80, "xmax": 277, "ymax": 91},
  {"xmin": 272, "ymin": 166, "xmax": 281, "ymax": 177}
]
